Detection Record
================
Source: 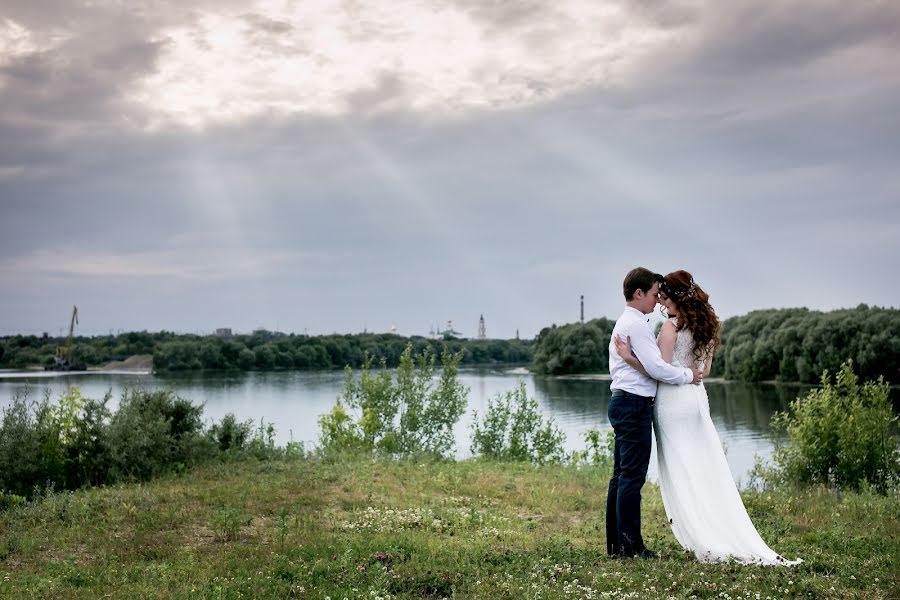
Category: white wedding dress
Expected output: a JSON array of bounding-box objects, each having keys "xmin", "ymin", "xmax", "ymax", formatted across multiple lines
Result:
[{"xmin": 654, "ymin": 324, "xmax": 801, "ymax": 565}]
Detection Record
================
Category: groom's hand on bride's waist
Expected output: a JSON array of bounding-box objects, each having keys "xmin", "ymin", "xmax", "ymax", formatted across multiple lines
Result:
[{"xmin": 690, "ymin": 366, "xmax": 703, "ymax": 385}]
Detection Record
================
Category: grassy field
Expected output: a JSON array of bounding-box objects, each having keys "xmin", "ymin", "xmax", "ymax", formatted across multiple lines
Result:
[{"xmin": 1, "ymin": 457, "xmax": 897, "ymax": 599}]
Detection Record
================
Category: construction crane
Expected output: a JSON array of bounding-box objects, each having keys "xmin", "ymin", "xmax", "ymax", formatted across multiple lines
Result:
[{"xmin": 47, "ymin": 305, "xmax": 85, "ymax": 371}]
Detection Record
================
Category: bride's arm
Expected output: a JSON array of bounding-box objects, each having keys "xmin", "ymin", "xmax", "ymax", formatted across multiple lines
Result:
[
  {"xmin": 703, "ymin": 345, "xmax": 714, "ymax": 378},
  {"xmin": 657, "ymin": 320, "xmax": 677, "ymax": 363},
  {"xmin": 613, "ymin": 335, "xmax": 650, "ymax": 377}
]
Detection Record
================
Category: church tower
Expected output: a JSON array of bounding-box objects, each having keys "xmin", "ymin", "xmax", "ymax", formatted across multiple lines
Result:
[{"xmin": 477, "ymin": 314, "xmax": 486, "ymax": 339}]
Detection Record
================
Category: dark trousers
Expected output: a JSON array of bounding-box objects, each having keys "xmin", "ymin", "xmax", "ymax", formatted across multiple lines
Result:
[{"xmin": 605, "ymin": 391, "xmax": 653, "ymax": 556}]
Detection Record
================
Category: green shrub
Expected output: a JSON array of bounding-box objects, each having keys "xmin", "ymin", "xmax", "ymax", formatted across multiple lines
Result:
[
  {"xmin": 62, "ymin": 390, "xmax": 113, "ymax": 488},
  {"xmin": 317, "ymin": 404, "xmax": 363, "ymax": 454},
  {"xmin": 106, "ymin": 389, "xmax": 210, "ymax": 481},
  {"xmin": 0, "ymin": 389, "xmax": 66, "ymax": 496},
  {"xmin": 0, "ymin": 491, "xmax": 25, "ymax": 512},
  {"xmin": 574, "ymin": 427, "xmax": 615, "ymax": 469},
  {"xmin": 770, "ymin": 360, "xmax": 899, "ymax": 492},
  {"xmin": 209, "ymin": 413, "xmax": 253, "ymax": 452},
  {"xmin": 246, "ymin": 419, "xmax": 280, "ymax": 460},
  {"xmin": 318, "ymin": 344, "xmax": 468, "ymax": 458},
  {"xmin": 0, "ymin": 386, "xmax": 303, "ymax": 499},
  {"xmin": 470, "ymin": 381, "xmax": 566, "ymax": 464}
]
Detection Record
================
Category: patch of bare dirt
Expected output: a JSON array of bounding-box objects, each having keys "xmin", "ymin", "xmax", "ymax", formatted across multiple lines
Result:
[{"xmin": 100, "ymin": 354, "xmax": 153, "ymax": 371}]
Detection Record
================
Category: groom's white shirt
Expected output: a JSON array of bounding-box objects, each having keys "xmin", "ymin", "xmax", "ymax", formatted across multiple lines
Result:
[{"xmin": 609, "ymin": 306, "xmax": 693, "ymax": 397}]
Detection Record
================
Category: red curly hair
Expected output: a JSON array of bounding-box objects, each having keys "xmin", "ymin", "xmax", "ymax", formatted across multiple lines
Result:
[{"xmin": 661, "ymin": 270, "xmax": 720, "ymax": 363}]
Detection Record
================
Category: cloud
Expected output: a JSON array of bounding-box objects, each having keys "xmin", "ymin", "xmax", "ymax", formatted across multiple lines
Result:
[
  {"xmin": 98, "ymin": 0, "xmax": 683, "ymax": 126},
  {"xmin": 0, "ymin": 244, "xmax": 330, "ymax": 281},
  {"xmin": 0, "ymin": 1, "xmax": 898, "ymax": 336}
]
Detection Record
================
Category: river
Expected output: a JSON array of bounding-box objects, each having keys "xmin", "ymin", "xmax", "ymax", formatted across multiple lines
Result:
[{"xmin": 0, "ymin": 368, "xmax": 817, "ymax": 486}]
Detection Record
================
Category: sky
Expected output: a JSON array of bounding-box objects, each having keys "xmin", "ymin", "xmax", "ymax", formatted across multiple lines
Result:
[{"xmin": 1, "ymin": 0, "xmax": 899, "ymax": 339}]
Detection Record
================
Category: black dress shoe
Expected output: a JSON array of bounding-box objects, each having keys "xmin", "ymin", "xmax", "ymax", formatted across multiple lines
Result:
[{"xmin": 618, "ymin": 547, "xmax": 658, "ymax": 559}]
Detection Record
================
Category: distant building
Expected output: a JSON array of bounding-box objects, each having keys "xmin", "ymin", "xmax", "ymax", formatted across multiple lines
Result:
[
  {"xmin": 437, "ymin": 320, "xmax": 464, "ymax": 340},
  {"xmin": 477, "ymin": 314, "xmax": 486, "ymax": 339},
  {"xmin": 253, "ymin": 328, "xmax": 286, "ymax": 338},
  {"xmin": 215, "ymin": 328, "xmax": 233, "ymax": 337}
]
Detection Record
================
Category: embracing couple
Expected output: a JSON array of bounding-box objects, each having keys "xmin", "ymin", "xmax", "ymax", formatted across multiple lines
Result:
[{"xmin": 605, "ymin": 267, "xmax": 800, "ymax": 565}]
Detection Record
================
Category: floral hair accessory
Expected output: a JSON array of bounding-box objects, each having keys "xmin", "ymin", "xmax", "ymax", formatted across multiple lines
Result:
[{"xmin": 662, "ymin": 278, "xmax": 696, "ymax": 300}]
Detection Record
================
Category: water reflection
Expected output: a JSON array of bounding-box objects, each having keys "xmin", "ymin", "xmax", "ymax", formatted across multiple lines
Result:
[{"xmin": 527, "ymin": 376, "xmax": 816, "ymax": 485}]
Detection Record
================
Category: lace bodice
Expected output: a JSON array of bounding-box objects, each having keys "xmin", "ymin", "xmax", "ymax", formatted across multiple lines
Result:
[{"xmin": 670, "ymin": 319, "xmax": 707, "ymax": 371}]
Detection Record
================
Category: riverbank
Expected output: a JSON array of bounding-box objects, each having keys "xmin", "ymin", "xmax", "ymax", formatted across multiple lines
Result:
[
  {"xmin": 2, "ymin": 457, "xmax": 897, "ymax": 599},
  {"xmin": 99, "ymin": 353, "xmax": 153, "ymax": 371}
]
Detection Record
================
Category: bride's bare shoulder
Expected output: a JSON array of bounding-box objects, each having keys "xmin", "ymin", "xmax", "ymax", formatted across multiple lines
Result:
[
  {"xmin": 658, "ymin": 319, "xmax": 678, "ymax": 343},
  {"xmin": 660, "ymin": 319, "xmax": 678, "ymax": 334}
]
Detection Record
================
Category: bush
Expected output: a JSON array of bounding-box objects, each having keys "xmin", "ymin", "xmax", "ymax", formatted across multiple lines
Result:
[
  {"xmin": 0, "ymin": 386, "xmax": 276, "ymax": 498},
  {"xmin": 63, "ymin": 389, "xmax": 113, "ymax": 488},
  {"xmin": 318, "ymin": 344, "xmax": 468, "ymax": 458},
  {"xmin": 318, "ymin": 404, "xmax": 363, "ymax": 454},
  {"xmin": 0, "ymin": 390, "xmax": 55, "ymax": 497},
  {"xmin": 209, "ymin": 413, "xmax": 253, "ymax": 452},
  {"xmin": 207, "ymin": 413, "xmax": 301, "ymax": 461},
  {"xmin": 573, "ymin": 427, "xmax": 615, "ymax": 469},
  {"xmin": 0, "ymin": 385, "xmax": 303, "ymax": 500},
  {"xmin": 770, "ymin": 360, "xmax": 899, "ymax": 493},
  {"xmin": 0, "ymin": 491, "xmax": 25, "ymax": 512},
  {"xmin": 106, "ymin": 389, "xmax": 209, "ymax": 481},
  {"xmin": 470, "ymin": 381, "xmax": 566, "ymax": 464}
]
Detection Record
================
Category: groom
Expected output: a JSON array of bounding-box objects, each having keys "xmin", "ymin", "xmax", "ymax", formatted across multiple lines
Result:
[{"xmin": 606, "ymin": 267, "xmax": 701, "ymax": 558}]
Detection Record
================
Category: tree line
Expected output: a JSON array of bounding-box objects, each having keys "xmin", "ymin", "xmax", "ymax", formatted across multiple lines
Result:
[
  {"xmin": 0, "ymin": 330, "xmax": 533, "ymax": 372},
  {"xmin": 4, "ymin": 305, "xmax": 898, "ymax": 383},
  {"xmin": 531, "ymin": 318, "xmax": 616, "ymax": 375},
  {"xmin": 713, "ymin": 305, "xmax": 899, "ymax": 384},
  {"xmin": 532, "ymin": 305, "xmax": 900, "ymax": 384}
]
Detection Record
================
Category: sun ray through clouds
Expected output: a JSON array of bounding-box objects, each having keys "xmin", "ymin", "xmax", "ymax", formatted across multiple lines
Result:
[{"xmin": 127, "ymin": 0, "xmax": 679, "ymax": 129}]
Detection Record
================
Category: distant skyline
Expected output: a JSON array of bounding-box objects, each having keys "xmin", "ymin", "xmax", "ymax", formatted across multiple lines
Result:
[{"xmin": 2, "ymin": 1, "xmax": 899, "ymax": 339}]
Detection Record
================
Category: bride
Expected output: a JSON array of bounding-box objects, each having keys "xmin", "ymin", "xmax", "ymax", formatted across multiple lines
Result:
[{"xmin": 615, "ymin": 270, "xmax": 801, "ymax": 565}]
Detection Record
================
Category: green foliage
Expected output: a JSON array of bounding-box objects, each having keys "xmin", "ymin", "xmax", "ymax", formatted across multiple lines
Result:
[
  {"xmin": 529, "ymin": 306, "xmax": 900, "ymax": 382},
  {"xmin": 318, "ymin": 344, "xmax": 469, "ymax": 458},
  {"xmin": 470, "ymin": 381, "xmax": 566, "ymax": 464},
  {"xmin": 770, "ymin": 360, "xmax": 899, "ymax": 493},
  {"xmin": 714, "ymin": 305, "xmax": 900, "ymax": 383},
  {"xmin": 0, "ymin": 387, "xmax": 116, "ymax": 496},
  {"xmin": 0, "ymin": 491, "xmax": 25, "ymax": 512},
  {"xmin": 1, "ymin": 330, "xmax": 533, "ymax": 372},
  {"xmin": 577, "ymin": 427, "xmax": 615, "ymax": 469},
  {"xmin": 0, "ymin": 386, "xmax": 297, "ymax": 499},
  {"xmin": 210, "ymin": 505, "xmax": 250, "ymax": 542},
  {"xmin": 208, "ymin": 413, "xmax": 253, "ymax": 452},
  {"xmin": 532, "ymin": 318, "xmax": 615, "ymax": 375},
  {"xmin": 317, "ymin": 404, "xmax": 363, "ymax": 454},
  {"xmin": 98, "ymin": 389, "xmax": 208, "ymax": 482}
]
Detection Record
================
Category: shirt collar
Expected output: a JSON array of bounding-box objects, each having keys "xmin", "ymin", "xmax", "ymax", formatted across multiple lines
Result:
[{"xmin": 624, "ymin": 305, "xmax": 651, "ymax": 322}]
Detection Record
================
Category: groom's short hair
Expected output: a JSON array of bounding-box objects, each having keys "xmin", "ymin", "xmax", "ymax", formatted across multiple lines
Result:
[{"xmin": 623, "ymin": 267, "xmax": 663, "ymax": 301}]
